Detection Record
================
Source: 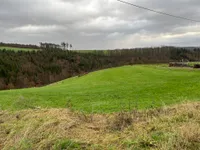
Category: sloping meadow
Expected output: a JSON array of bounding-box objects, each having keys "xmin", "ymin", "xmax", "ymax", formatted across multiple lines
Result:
[{"xmin": 1, "ymin": 65, "xmax": 200, "ymax": 112}]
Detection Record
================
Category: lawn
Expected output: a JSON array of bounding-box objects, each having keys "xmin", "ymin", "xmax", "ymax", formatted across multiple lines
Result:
[
  {"xmin": 0, "ymin": 65, "xmax": 200, "ymax": 113},
  {"xmin": 0, "ymin": 46, "xmax": 39, "ymax": 51}
]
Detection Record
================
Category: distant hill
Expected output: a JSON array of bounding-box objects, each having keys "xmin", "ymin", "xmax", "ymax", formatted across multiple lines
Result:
[
  {"xmin": 1, "ymin": 46, "xmax": 200, "ymax": 90},
  {"xmin": 0, "ymin": 42, "xmax": 39, "ymax": 49},
  {"xmin": 0, "ymin": 46, "xmax": 39, "ymax": 51}
]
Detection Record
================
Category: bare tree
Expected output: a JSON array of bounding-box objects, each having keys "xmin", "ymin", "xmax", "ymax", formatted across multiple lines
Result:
[
  {"xmin": 61, "ymin": 42, "xmax": 66, "ymax": 50},
  {"xmin": 66, "ymin": 43, "xmax": 69, "ymax": 50},
  {"xmin": 70, "ymin": 44, "xmax": 73, "ymax": 50}
]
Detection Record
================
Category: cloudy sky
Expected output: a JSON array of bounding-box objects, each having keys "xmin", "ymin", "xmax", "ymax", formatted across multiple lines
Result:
[{"xmin": 0, "ymin": 0, "xmax": 200, "ymax": 49}]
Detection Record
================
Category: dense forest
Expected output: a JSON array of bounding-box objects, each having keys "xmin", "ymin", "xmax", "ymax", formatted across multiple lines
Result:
[{"xmin": 0, "ymin": 46, "xmax": 200, "ymax": 90}]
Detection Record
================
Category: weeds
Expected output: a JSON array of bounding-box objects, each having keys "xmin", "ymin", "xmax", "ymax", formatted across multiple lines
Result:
[
  {"xmin": 108, "ymin": 112, "xmax": 133, "ymax": 131},
  {"xmin": 52, "ymin": 139, "xmax": 85, "ymax": 150},
  {"xmin": 13, "ymin": 96, "xmax": 36, "ymax": 110},
  {"xmin": 0, "ymin": 102, "xmax": 199, "ymax": 150}
]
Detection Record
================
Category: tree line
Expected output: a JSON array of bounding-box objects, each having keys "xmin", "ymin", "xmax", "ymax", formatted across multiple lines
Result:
[
  {"xmin": 40, "ymin": 42, "xmax": 73, "ymax": 50},
  {"xmin": 0, "ymin": 42, "xmax": 39, "ymax": 49},
  {"xmin": 0, "ymin": 42, "xmax": 73, "ymax": 50},
  {"xmin": 0, "ymin": 46, "xmax": 200, "ymax": 90}
]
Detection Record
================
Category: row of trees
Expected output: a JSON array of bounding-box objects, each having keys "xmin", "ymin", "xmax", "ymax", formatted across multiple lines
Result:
[
  {"xmin": 0, "ymin": 42, "xmax": 73, "ymax": 50},
  {"xmin": 40, "ymin": 43, "xmax": 60, "ymax": 49},
  {"xmin": 61, "ymin": 42, "xmax": 73, "ymax": 50},
  {"xmin": 0, "ymin": 46, "xmax": 200, "ymax": 90},
  {"xmin": 39, "ymin": 42, "xmax": 73, "ymax": 50}
]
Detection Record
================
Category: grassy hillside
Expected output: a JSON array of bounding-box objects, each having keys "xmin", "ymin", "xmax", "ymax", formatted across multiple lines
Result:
[
  {"xmin": 0, "ymin": 65, "xmax": 200, "ymax": 112},
  {"xmin": 0, "ymin": 46, "xmax": 38, "ymax": 51}
]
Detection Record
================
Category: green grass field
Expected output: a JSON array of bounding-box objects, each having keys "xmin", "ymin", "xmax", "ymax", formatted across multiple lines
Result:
[
  {"xmin": 0, "ymin": 46, "xmax": 39, "ymax": 51},
  {"xmin": 1, "ymin": 65, "xmax": 200, "ymax": 113}
]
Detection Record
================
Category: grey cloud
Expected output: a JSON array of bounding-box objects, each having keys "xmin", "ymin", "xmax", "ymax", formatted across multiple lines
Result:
[{"xmin": 0, "ymin": 0, "xmax": 200, "ymax": 49}]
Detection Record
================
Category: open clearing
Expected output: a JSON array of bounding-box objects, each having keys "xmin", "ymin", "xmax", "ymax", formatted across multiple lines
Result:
[
  {"xmin": 0, "ymin": 65, "xmax": 200, "ymax": 112},
  {"xmin": 0, "ymin": 46, "xmax": 38, "ymax": 51}
]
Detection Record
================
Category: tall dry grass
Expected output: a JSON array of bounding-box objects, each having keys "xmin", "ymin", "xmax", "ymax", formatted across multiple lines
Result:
[{"xmin": 0, "ymin": 102, "xmax": 199, "ymax": 150}]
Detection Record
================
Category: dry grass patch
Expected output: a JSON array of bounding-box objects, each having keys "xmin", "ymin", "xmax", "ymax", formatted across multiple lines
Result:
[{"xmin": 0, "ymin": 102, "xmax": 200, "ymax": 150}]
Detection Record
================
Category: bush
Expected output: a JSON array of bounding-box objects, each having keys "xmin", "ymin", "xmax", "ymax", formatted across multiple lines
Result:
[
  {"xmin": 169, "ymin": 62, "xmax": 188, "ymax": 67},
  {"xmin": 109, "ymin": 112, "xmax": 133, "ymax": 130},
  {"xmin": 193, "ymin": 64, "xmax": 200, "ymax": 68}
]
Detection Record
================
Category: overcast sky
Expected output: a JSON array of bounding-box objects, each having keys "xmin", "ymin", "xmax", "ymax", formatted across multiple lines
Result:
[{"xmin": 0, "ymin": 0, "xmax": 200, "ymax": 49}]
